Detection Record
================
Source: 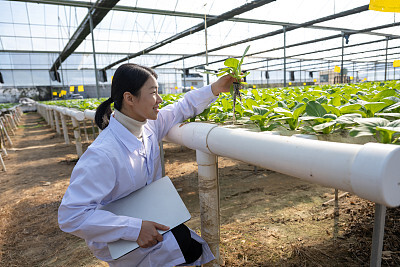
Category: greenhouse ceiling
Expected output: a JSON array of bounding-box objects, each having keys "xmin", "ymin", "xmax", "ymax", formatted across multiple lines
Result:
[{"xmin": 0, "ymin": 0, "xmax": 400, "ymax": 87}]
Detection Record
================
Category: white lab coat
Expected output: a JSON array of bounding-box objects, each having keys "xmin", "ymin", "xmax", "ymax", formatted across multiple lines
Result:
[{"xmin": 58, "ymin": 85, "xmax": 217, "ymax": 266}]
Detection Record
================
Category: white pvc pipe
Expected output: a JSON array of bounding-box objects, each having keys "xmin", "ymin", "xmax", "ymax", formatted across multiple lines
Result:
[
  {"xmin": 71, "ymin": 117, "xmax": 83, "ymax": 157},
  {"xmin": 166, "ymin": 122, "xmax": 400, "ymax": 208},
  {"xmin": 48, "ymin": 108, "xmax": 54, "ymax": 129},
  {"xmin": 0, "ymin": 119, "xmax": 13, "ymax": 146},
  {"xmin": 84, "ymin": 110, "xmax": 96, "ymax": 120},
  {"xmin": 197, "ymin": 150, "xmax": 220, "ymax": 267},
  {"xmin": 59, "ymin": 111, "xmax": 70, "ymax": 145}
]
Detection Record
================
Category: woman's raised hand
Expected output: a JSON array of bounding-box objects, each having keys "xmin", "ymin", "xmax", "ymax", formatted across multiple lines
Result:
[{"xmin": 211, "ymin": 74, "xmax": 236, "ymax": 96}]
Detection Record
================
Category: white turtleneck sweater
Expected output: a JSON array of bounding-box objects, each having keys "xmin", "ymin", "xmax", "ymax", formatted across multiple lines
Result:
[{"xmin": 113, "ymin": 109, "xmax": 147, "ymax": 141}]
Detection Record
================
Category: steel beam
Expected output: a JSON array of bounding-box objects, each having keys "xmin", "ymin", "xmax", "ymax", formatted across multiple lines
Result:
[
  {"xmin": 48, "ymin": 0, "xmax": 119, "ymax": 73},
  {"xmin": 9, "ymin": 0, "xmax": 394, "ymax": 39},
  {"xmin": 152, "ymin": 5, "xmax": 370, "ymax": 68},
  {"xmin": 101, "ymin": 0, "xmax": 276, "ymax": 71}
]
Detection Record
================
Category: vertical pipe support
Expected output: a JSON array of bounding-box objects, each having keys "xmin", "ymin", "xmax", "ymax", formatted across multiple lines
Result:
[
  {"xmin": 53, "ymin": 110, "xmax": 61, "ymax": 135},
  {"xmin": 159, "ymin": 141, "xmax": 166, "ymax": 177},
  {"xmin": 0, "ymin": 154, "xmax": 5, "ymax": 172},
  {"xmin": 0, "ymin": 119, "xmax": 13, "ymax": 146},
  {"xmin": 60, "ymin": 113, "xmax": 70, "ymax": 145},
  {"xmin": 370, "ymin": 204, "xmax": 386, "ymax": 267},
  {"xmin": 83, "ymin": 120, "xmax": 89, "ymax": 142},
  {"xmin": 6, "ymin": 114, "xmax": 17, "ymax": 130},
  {"xmin": 71, "ymin": 117, "xmax": 83, "ymax": 157},
  {"xmin": 48, "ymin": 108, "xmax": 54, "ymax": 129},
  {"xmin": 196, "ymin": 150, "xmax": 220, "ymax": 267},
  {"xmin": 91, "ymin": 120, "xmax": 96, "ymax": 139}
]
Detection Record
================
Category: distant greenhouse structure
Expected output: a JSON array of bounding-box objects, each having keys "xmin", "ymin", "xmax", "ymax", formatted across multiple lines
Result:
[{"xmin": 1, "ymin": 0, "xmax": 400, "ymax": 102}]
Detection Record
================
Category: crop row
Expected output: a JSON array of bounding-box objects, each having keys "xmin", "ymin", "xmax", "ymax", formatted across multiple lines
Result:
[{"xmin": 41, "ymin": 81, "xmax": 400, "ymax": 144}]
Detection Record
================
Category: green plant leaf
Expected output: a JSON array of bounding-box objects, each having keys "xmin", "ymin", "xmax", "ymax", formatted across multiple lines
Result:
[
  {"xmin": 363, "ymin": 102, "xmax": 391, "ymax": 117},
  {"xmin": 224, "ymin": 58, "xmax": 239, "ymax": 68},
  {"xmin": 323, "ymin": 114, "xmax": 337, "ymax": 120},
  {"xmin": 253, "ymin": 106, "xmax": 269, "ymax": 116},
  {"xmin": 387, "ymin": 119, "xmax": 400, "ymax": 127},
  {"xmin": 322, "ymin": 104, "xmax": 341, "ymax": 117},
  {"xmin": 313, "ymin": 121, "xmax": 337, "ymax": 133},
  {"xmin": 274, "ymin": 107, "xmax": 293, "ymax": 117},
  {"xmin": 354, "ymin": 117, "xmax": 389, "ymax": 127},
  {"xmin": 375, "ymin": 113, "xmax": 400, "ymax": 119},
  {"xmin": 239, "ymin": 45, "xmax": 250, "ymax": 67},
  {"xmin": 293, "ymin": 103, "xmax": 306, "ymax": 119},
  {"xmin": 372, "ymin": 89, "xmax": 397, "ymax": 101},
  {"xmin": 331, "ymin": 95, "xmax": 342, "ymax": 107},
  {"xmin": 336, "ymin": 113, "xmax": 362, "ymax": 125},
  {"xmin": 306, "ymin": 101, "xmax": 327, "ymax": 117},
  {"xmin": 339, "ymin": 104, "xmax": 362, "ymax": 114}
]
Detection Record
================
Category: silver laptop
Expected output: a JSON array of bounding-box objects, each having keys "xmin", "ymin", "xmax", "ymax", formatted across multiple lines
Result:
[{"xmin": 99, "ymin": 176, "xmax": 191, "ymax": 260}]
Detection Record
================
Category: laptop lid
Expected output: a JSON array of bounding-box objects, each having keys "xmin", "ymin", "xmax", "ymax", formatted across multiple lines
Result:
[{"xmin": 99, "ymin": 176, "xmax": 191, "ymax": 260}]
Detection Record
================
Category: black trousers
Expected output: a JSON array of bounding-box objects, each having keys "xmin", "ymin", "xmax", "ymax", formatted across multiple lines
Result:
[{"xmin": 170, "ymin": 224, "xmax": 203, "ymax": 264}]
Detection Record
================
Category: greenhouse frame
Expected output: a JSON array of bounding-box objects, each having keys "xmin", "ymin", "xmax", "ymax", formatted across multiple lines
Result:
[{"xmin": 1, "ymin": 0, "xmax": 400, "ymax": 102}]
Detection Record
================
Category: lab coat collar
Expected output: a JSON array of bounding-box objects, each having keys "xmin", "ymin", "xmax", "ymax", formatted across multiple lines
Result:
[{"xmin": 109, "ymin": 115, "xmax": 146, "ymax": 153}]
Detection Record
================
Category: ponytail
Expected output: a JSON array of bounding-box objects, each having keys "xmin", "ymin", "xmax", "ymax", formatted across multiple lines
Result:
[{"xmin": 95, "ymin": 97, "xmax": 113, "ymax": 130}]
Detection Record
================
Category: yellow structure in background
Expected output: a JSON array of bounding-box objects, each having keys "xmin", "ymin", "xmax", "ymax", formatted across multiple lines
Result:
[
  {"xmin": 175, "ymin": 86, "xmax": 178, "ymax": 90},
  {"xmin": 61, "ymin": 90, "xmax": 67, "ymax": 95},
  {"xmin": 313, "ymin": 79, "xmax": 317, "ymax": 82},
  {"xmin": 253, "ymin": 85, "xmax": 256, "ymax": 88},
  {"xmin": 78, "ymin": 85, "xmax": 84, "ymax": 92},
  {"xmin": 334, "ymin": 66, "xmax": 341, "ymax": 73},
  {"xmin": 288, "ymin": 82, "xmax": 292, "ymax": 85},
  {"xmin": 369, "ymin": 0, "xmax": 400, "ymax": 12},
  {"xmin": 52, "ymin": 92, "xmax": 57, "ymax": 96},
  {"xmin": 190, "ymin": 86, "xmax": 194, "ymax": 90},
  {"xmin": 69, "ymin": 86, "xmax": 75, "ymax": 92},
  {"xmin": 350, "ymin": 76, "xmax": 354, "ymax": 80},
  {"xmin": 393, "ymin": 60, "xmax": 400, "ymax": 68}
]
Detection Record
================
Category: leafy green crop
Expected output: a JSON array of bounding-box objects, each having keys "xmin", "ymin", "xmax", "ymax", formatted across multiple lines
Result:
[{"xmin": 41, "ymin": 80, "xmax": 400, "ymax": 145}]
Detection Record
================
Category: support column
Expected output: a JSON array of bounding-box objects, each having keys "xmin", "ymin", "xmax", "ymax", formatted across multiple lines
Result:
[
  {"xmin": 88, "ymin": 8, "xmax": 100, "ymax": 99},
  {"xmin": 71, "ymin": 117, "xmax": 83, "ymax": 157},
  {"xmin": 91, "ymin": 120, "xmax": 96, "ymax": 139},
  {"xmin": 53, "ymin": 110, "xmax": 61, "ymax": 135},
  {"xmin": 385, "ymin": 37, "xmax": 389, "ymax": 81},
  {"xmin": 370, "ymin": 204, "xmax": 386, "ymax": 267},
  {"xmin": 48, "ymin": 109, "xmax": 54, "ymax": 129},
  {"xmin": 159, "ymin": 141, "xmax": 166, "ymax": 177},
  {"xmin": 204, "ymin": 17, "xmax": 210, "ymax": 85},
  {"xmin": 283, "ymin": 26, "xmax": 287, "ymax": 87},
  {"xmin": 60, "ymin": 113, "xmax": 70, "ymax": 145},
  {"xmin": 83, "ymin": 120, "xmax": 89, "ymax": 142},
  {"xmin": 6, "ymin": 114, "xmax": 16, "ymax": 130},
  {"xmin": 196, "ymin": 150, "xmax": 220, "ymax": 267},
  {"xmin": 300, "ymin": 60, "xmax": 302, "ymax": 84},
  {"xmin": 0, "ymin": 119, "xmax": 13, "ymax": 146},
  {"xmin": 0, "ymin": 154, "xmax": 5, "ymax": 172},
  {"xmin": 341, "ymin": 32, "xmax": 344, "ymax": 84}
]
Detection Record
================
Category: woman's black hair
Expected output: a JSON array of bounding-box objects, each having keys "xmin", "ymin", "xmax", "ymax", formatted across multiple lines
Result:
[{"xmin": 95, "ymin": 63, "xmax": 158, "ymax": 130}]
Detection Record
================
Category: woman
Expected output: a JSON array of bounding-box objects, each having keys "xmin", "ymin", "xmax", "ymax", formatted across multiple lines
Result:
[{"xmin": 58, "ymin": 63, "xmax": 235, "ymax": 266}]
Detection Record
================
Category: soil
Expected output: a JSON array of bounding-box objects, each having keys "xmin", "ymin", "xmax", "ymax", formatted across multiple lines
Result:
[{"xmin": 1, "ymin": 112, "xmax": 399, "ymax": 266}]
